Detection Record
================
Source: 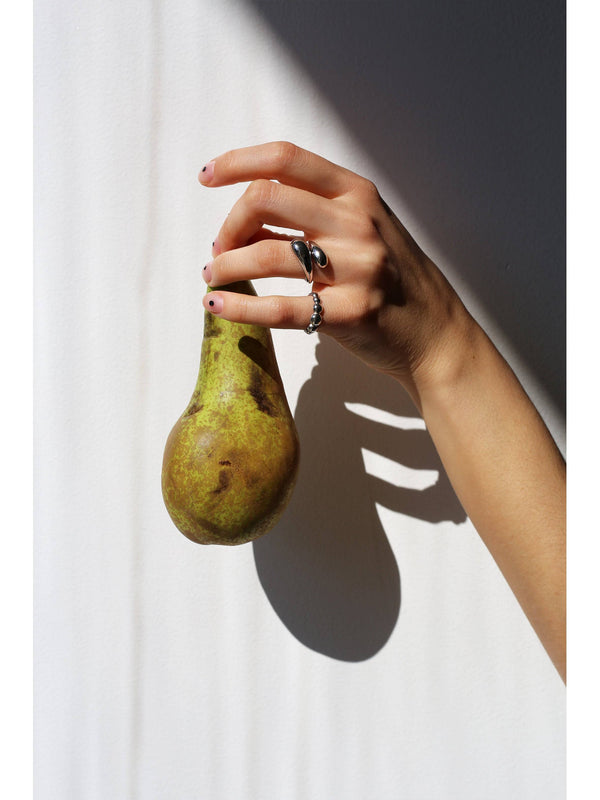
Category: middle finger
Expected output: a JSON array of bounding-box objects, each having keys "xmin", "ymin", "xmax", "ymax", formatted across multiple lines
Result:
[
  {"xmin": 205, "ymin": 237, "xmax": 337, "ymax": 288},
  {"xmin": 214, "ymin": 179, "xmax": 343, "ymax": 254}
]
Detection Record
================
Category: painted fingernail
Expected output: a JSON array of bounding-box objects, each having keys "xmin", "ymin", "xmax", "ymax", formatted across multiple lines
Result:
[
  {"xmin": 199, "ymin": 160, "xmax": 215, "ymax": 183},
  {"xmin": 204, "ymin": 294, "xmax": 223, "ymax": 314},
  {"xmin": 202, "ymin": 261, "xmax": 213, "ymax": 283},
  {"xmin": 212, "ymin": 238, "xmax": 222, "ymax": 256}
]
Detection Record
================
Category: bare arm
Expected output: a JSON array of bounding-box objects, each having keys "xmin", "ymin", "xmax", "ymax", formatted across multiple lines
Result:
[
  {"xmin": 414, "ymin": 319, "xmax": 566, "ymax": 680},
  {"xmin": 198, "ymin": 141, "xmax": 566, "ymax": 681}
]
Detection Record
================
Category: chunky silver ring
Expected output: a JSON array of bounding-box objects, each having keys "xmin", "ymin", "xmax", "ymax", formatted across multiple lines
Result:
[
  {"xmin": 305, "ymin": 291, "xmax": 323, "ymax": 334},
  {"xmin": 291, "ymin": 239, "xmax": 329, "ymax": 282},
  {"xmin": 308, "ymin": 241, "xmax": 328, "ymax": 269},
  {"xmin": 291, "ymin": 240, "xmax": 313, "ymax": 282}
]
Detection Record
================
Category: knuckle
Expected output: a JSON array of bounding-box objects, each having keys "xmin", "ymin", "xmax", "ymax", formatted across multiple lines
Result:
[
  {"xmin": 246, "ymin": 178, "xmax": 277, "ymax": 209},
  {"xmin": 257, "ymin": 238, "xmax": 283, "ymax": 272},
  {"xmin": 352, "ymin": 294, "xmax": 381, "ymax": 326},
  {"xmin": 352, "ymin": 209, "xmax": 380, "ymax": 243},
  {"xmin": 268, "ymin": 140, "xmax": 302, "ymax": 171},
  {"xmin": 235, "ymin": 292, "xmax": 251, "ymax": 322},
  {"xmin": 267, "ymin": 295, "xmax": 293, "ymax": 327},
  {"xmin": 351, "ymin": 295, "xmax": 372, "ymax": 324},
  {"xmin": 370, "ymin": 243, "xmax": 391, "ymax": 279},
  {"xmin": 356, "ymin": 177, "xmax": 382, "ymax": 206},
  {"xmin": 338, "ymin": 295, "xmax": 365, "ymax": 328},
  {"xmin": 342, "ymin": 287, "xmax": 384, "ymax": 328}
]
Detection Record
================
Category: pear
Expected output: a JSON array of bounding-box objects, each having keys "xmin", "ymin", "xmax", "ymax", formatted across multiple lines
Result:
[{"xmin": 162, "ymin": 281, "xmax": 300, "ymax": 545}]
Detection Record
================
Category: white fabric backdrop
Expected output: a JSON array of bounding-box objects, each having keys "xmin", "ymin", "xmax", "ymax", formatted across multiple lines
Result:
[{"xmin": 34, "ymin": 1, "xmax": 565, "ymax": 798}]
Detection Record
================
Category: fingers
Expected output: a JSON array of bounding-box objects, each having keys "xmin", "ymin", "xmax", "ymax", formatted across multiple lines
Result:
[
  {"xmin": 214, "ymin": 180, "xmax": 343, "ymax": 254},
  {"xmin": 202, "ymin": 289, "xmax": 329, "ymax": 331},
  {"xmin": 199, "ymin": 141, "xmax": 358, "ymax": 199},
  {"xmin": 204, "ymin": 238, "xmax": 335, "ymax": 287},
  {"xmin": 200, "ymin": 142, "xmax": 402, "ymax": 264},
  {"xmin": 204, "ymin": 231, "xmax": 380, "ymax": 287},
  {"xmin": 202, "ymin": 283, "xmax": 374, "ymax": 335}
]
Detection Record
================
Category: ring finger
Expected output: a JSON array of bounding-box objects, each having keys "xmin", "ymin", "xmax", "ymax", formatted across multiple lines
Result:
[{"xmin": 201, "ymin": 288, "xmax": 333, "ymax": 332}]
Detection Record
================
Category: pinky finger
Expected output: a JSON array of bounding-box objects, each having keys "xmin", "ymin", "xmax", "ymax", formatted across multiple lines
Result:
[{"xmin": 202, "ymin": 289, "xmax": 324, "ymax": 331}]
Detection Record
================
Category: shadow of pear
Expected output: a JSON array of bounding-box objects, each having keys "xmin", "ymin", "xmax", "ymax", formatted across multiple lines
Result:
[{"xmin": 253, "ymin": 336, "xmax": 466, "ymax": 661}]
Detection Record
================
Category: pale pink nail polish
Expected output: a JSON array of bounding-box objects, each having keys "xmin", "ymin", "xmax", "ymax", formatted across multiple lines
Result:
[
  {"xmin": 212, "ymin": 238, "xmax": 222, "ymax": 256},
  {"xmin": 199, "ymin": 160, "xmax": 215, "ymax": 183},
  {"xmin": 204, "ymin": 294, "xmax": 223, "ymax": 314},
  {"xmin": 202, "ymin": 261, "xmax": 213, "ymax": 283}
]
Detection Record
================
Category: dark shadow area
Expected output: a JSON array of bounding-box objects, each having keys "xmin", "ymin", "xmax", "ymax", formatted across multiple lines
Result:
[
  {"xmin": 248, "ymin": 0, "xmax": 566, "ymax": 416},
  {"xmin": 253, "ymin": 337, "xmax": 466, "ymax": 661}
]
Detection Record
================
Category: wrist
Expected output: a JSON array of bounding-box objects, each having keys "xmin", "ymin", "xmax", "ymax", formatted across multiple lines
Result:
[{"xmin": 406, "ymin": 306, "xmax": 485, "ymax": 412}]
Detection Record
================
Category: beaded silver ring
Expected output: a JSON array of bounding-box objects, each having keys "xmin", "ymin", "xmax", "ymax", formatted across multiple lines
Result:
[{"xmin": 305, "ymin": 291, "xmax": 323, "ymax": 335}]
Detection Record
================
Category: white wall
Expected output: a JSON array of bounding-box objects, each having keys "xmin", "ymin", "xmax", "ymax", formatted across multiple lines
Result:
[{"xmin": 34, "ymin": 1, "xmax": 565, "ymax": 798}]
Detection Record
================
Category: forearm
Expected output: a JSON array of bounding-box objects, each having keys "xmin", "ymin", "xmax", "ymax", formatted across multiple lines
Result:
[
  {"xmin": 197, "ymin": 142, "xmax": 566, "ymax": 679},
  {"xmin": 413, "ymin": 318, "xmax": 566, "ymax": 681}
]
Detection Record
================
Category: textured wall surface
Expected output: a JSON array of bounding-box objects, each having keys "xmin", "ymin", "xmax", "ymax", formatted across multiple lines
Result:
[{"xmin": 34, "ymin": 1, "xmax": 565, "ymax": 797}]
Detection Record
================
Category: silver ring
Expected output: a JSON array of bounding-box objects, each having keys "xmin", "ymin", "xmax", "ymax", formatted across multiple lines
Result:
[
  {"xmin": 305, "ymin": 291, "xmax": 323, "ymax": 334},
  {"xmin": 291, "ymin": 240, "xmax": 313, "ymax": 282},
  {"xmin": 291, "ymin": 239, "xmax": 329, "ymax": 282},
  {"xmin": 308, "ymin": 241, "xmax": 328, "ymax": 269}
]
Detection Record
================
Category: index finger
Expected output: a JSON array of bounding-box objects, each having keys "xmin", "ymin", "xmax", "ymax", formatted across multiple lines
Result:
[{"xmin": 198, "ymin": 141, "xmax": 358, "ymax": 199}]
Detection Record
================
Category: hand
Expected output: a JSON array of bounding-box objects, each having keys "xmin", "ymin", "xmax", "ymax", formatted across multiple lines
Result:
[
  {"xmin": 199, "ymin": 141, "xmax": 475, "ymax": 407},
  {"xmin": 199, "ymin": 142, "xmax": 566, "ymax": 680}
]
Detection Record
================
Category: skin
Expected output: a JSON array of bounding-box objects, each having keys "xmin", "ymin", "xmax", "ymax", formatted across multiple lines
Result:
[{"xmin": 198, "ymin": 141, "xmax": 566, "ymax": 682}]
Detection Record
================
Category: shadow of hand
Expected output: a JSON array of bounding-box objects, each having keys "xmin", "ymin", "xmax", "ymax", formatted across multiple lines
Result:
[{"xmin": 253, "ymin": 337, "xmax": 466, "ymax": 661}]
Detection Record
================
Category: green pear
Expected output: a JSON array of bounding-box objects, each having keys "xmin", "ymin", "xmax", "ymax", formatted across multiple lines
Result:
[{"xmin": 162, "ymin": 281, "xmax": 300, "ymax": 545}]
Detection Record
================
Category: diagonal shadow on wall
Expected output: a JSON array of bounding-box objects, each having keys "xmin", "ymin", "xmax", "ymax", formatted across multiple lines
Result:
[
  {"xmin": 253, "ymin": 337, "xmax": 466, "ymax": 661},
  {"xmin": 246, "ymin": 0, "xmax": 566, "ymax": 416},
  {"xmin": 252, "ymin": 0, "xmax": 564, "ymax": 661}
]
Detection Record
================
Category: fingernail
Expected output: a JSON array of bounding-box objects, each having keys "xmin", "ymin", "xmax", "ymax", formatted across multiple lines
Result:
[
  {"xmin": 204, "ymin": 293, "xmax": 223, "ymax": 314},
  {"xmin": 199, "ymin": 160, "xmax": 215, "ymax": 183},
  {"xmin": 202, "ymin": 260, "xmax": 213, "ymax": 283},
  {"xmin": 212, "ymin": 238, "xmax": 222, "ymax": 256}
]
